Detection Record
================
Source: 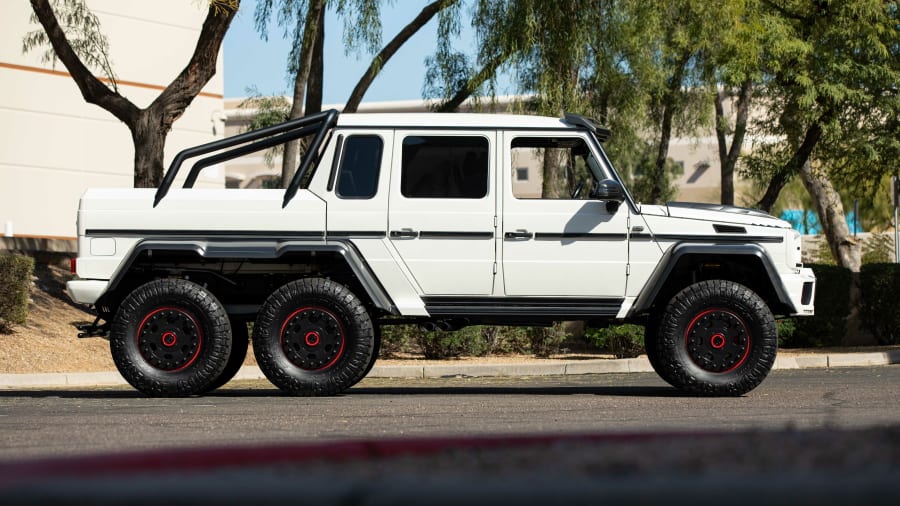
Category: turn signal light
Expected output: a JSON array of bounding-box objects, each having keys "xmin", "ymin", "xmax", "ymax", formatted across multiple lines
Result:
[{"xmin": 70, "ymin": 257, "xmax": 77, "ymax": 275}]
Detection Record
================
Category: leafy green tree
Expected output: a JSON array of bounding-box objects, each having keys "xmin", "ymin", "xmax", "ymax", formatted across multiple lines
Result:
[
  {"xmin": 748, "ymin": 0, "xmax": 900, "ymax": 272},
  {"xmin": 254, "ymin": 0, "xmax": 458, "ymax": 186},
  {"xmin": 24, "ymin": 0, "xmax": 239, "ymax": 188}
]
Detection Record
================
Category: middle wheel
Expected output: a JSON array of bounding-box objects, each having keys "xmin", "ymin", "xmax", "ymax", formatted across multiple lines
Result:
[{"xmin": 253, "ymin": 278, "xmax": 375, "ymax": 396}]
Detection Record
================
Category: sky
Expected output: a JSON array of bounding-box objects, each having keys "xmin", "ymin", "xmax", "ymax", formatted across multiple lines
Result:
[{"xmin": 223, "ymin": 0, "xmax": 486, "ymax": 105}]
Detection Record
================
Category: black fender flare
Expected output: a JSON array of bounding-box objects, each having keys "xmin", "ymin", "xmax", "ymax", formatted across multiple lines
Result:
[
  {"xmin": 629, "ymin": 242, "xmax": 795, "ymax": 316},
  {"xmin": 98, "ymin": 238, "xmax": 396, "ymax": 314}
]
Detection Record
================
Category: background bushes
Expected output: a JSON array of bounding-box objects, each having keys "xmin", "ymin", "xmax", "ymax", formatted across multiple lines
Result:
[
  {"xmin": 783, "ymin": 264, "xmax": 851, "ymax": 348},
  {"xmin": 859, "ymin": 263, "xmax": 900, "ymax": 345},
  {"xmin": 780, "ymin": 262, "xmax": 900, "ymax": 347},
  {"xmin": 0, "ymin": 254, "xmax": 34, "ymax": 332}
]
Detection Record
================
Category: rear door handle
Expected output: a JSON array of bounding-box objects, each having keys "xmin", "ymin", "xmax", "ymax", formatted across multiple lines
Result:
[
  {"xmin": 390, "ymin": 229, "xmax": 419, "ymax": 239},
  {"xmin": 504, "ymin": 230, "xmax": 533, "ymax": 240}
]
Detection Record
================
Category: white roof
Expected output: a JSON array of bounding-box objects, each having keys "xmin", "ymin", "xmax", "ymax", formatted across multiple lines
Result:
[{"xmin": 335, "ymin": 112, "xmax": 573, "ymax": 130}]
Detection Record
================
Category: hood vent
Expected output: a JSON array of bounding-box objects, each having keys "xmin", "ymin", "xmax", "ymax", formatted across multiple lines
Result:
[{"xmin": 714, "ymin": 224, "xmax": 747, "ymax": 234}]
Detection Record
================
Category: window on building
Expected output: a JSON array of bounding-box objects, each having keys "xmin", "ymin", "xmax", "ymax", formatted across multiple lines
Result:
[
  {"xmin": 510, "ymin": 137, "xmax": 602, "ymax": 200},
  {"xmin": 336, "ymin": 135, "xmax": 383, "ymax": 199},
  {"xmin": 401, "ymin": 136, "xmax": 489, "ymax": 198}
]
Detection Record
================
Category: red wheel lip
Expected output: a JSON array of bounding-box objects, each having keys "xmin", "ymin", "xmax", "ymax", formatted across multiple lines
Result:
[
  {"xmin": 279, "ymin": 306, "xmax": 346, "ymax": 371},
  {"xmin": 684, "ymin": 308, "xmax": 751, "ymax": 374},
  {"xmin": 137, "ymin": 307, "xmax": 203, "ymax": 372}
]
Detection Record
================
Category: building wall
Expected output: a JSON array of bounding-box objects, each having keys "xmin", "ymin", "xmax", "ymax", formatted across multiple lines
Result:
[{"xmin": 0, "ymin": 1, "xmax": 226, "ymax": 239}]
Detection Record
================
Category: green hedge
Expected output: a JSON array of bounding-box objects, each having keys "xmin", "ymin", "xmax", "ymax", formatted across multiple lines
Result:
[
  {"xmin": 781, "ymin": 262, "xmax": 900, "ymax": 347},
  {"xmin": 380, "ymin": 324, "xmax": 564, "ymax": 359},
  {"xmin": 784, "ymin": 264, "xmax": 851, "ymax": 348},
  {"xmin": 859, "ymin": 263, "xmax": 900, "ymax": 345},
  {"xmin": 0, "ymin": 254, "xmax": 34, "ymax": 331},
  {"xmin": 584, "ymin": 324, "xmax": 645, "ymax": 358}
]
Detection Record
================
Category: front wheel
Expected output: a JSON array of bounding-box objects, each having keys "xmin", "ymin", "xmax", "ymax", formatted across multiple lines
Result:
[
  {"xmin": 253, "ymin": 278, "xmax": 375, "ymax": 396},
  {"xmin": 649, "ymin": 280, "xmax": 777, "ymax": 396}
]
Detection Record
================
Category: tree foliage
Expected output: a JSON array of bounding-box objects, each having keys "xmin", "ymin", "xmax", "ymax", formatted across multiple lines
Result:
[{"xmin": 253, "ymin": 0, "xmax": 455, "ymax": 184}]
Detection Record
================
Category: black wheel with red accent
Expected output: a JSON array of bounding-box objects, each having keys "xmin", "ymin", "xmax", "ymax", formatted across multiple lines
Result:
[
  {"xmin": 253, "ymin": 278, "xmax": 375, "ymax": 396},
  {"xmin": 109, "ymin": 279, "xmax": 232, "ymax": 397},
  {"xmin": 650, "ymin": 280, "xmax": 777, "ymax": 396},
  {"xmin": 203, "ymin": 317, "xmax": 250, "ymax": 392}
]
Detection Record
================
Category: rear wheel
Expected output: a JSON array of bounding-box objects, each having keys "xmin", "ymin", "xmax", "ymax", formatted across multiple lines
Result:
[
  {"xmin": 650, "ymin": 280, "xmax": 777, "ymax": 396},
  {"xmin": 203, "ymin": 318, "xmax": 249, "ymax": 392},
  {"xmin": 253, "ymin": 278, "xmax": 375, "ymax": 396},
  {"xmin": 109, "ymin": 279, "xmax": 232, "ymax": 396}
]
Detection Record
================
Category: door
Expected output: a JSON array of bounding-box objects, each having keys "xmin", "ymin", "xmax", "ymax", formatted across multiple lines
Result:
[
  {"xmin": 388, "ymin": 131, "xmax": 497, "ymax": 295},
  {"xmin": 500, "ymin": 132, "xmax": 629, "ymax": 298}
]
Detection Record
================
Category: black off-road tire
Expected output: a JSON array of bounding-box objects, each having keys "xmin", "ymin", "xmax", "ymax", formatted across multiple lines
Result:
[
  {"xmin": 203, "ymin": 318, "xmax": 249, "ymax": 392},
  {"xmin": 651, "ymin": 280, "xmax": 777, "ymax": 396},
  {"xmin": 643, "ymin": 316, "xmax": 669, "ymax": 383},
  {"xmin": 109, "ymin": 279, "xmax": 232, "ymax": 397},
  {"xmin": 253, "ymin": 278, "xmax": 375, "ymax": 396},
  {"xmin": 361, "ymin": 325, "xmax": 382, "ymax": 379}
]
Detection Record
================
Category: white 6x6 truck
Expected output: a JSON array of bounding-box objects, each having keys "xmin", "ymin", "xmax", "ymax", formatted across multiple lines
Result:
[{"xmin": 67, "ymin": 110, "xmax": 815, "ymax": 397}]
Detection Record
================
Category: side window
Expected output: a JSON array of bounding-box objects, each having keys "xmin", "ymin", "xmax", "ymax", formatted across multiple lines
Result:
[
  {"xmin": 401, "ymin": 136, "xmax": 489, "ymax": 199},
  {"xmin": 511, "ymin": 137, "xmax": 598, "ymax": 200},
  {"xmin": 336, "ymin": 135, "xmax": 383, "ymax": 199}
]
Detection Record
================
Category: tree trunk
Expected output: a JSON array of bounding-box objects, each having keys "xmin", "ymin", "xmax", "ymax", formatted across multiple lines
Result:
[
  {"xmin": 280, "ymin": 0, "xmax": 325, "ymax": 188},
  {"xmin": 799, "ymin": 160, "xmax": 873, "ymax": 345},
  {"xmin": 650, "ymin": 53, "xmax": 690, "ymax": 204},
  {"xmin": 304, "ymin": 7, "xmax": 325, "ymax": 116},
  {"xmin": 131, "ymin": 113, "xmax": 167, "ymax": 188},
  {"xmin": 714, "ymin": 80, "xmax": 752, "ymax": 206},
  {"xmin": 434, "ymin": 53, "xmax": 507, "ymax": 113},
  {"xmin": 541, "ymin": 149, "xmax": 567, "ymax": 199},
  {"xmin": 30, "ymin": 0, "xmax": 238, "ymax": 187},
  {"xmin": 344, "ymin": 0, "xmax": 449, "ymax": 113},
  {"xmin": 757, "ymin": 122, "xmax": 823, "ymax": 213}
]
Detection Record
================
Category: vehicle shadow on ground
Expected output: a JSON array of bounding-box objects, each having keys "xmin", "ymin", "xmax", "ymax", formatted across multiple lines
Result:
[{"xmin": 0, "ymin": 385, "xmax": 692, "ymax": 399}]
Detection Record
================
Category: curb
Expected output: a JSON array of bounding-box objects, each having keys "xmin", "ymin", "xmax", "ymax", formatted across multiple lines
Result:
[{"xmin": 1, "ymin": 350, "xmax": 898, "ymax": 389}]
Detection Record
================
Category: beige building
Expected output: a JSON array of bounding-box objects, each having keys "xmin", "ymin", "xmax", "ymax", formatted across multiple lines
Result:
[{"xmin": 0, "ymin": 1, "xmax": 226, "ymax": 240}]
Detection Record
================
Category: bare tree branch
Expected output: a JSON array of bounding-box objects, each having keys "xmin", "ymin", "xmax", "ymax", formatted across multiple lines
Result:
[
  {"xmin": 28, "ymin": 0, "xmax": 138, "ymax": 124},
  {"xmin": 344, "ymin": 0, "xmax": 452, "ymax": 113}
]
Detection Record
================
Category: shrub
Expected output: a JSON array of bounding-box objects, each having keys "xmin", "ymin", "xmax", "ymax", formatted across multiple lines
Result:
[
  {"xmin": 859, "ymin": 263, "xmax": 900, "ymax": 345},
  {"xmin": 0, "ymin": 254, "xmax": 34, "ymax": 332},
  {"xmin": 787, "ymin": 264, "xmax": 850, "ymax": 348},
  {"xmin": 527, "ymin": 323, "xmax": 568, "ymax": 358},
  {"xmin": 416, "ymin": 326, "xmax": 490, "ymax": 359},
  {"xmin": 775, "ymin": 318, "xmax": 797, "ymax": 347},
  {"xmin": 584, "ymin": 324, "xmax": 645, "ymax": 358}
]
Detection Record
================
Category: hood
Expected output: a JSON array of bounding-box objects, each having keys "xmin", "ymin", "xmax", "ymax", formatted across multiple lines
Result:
[{"xmin": 641, "ymin": 202, "xmax": 790, "ymax": 229}]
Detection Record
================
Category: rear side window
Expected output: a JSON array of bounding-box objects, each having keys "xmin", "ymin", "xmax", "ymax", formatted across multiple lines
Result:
[
  {"xmin": 401, "ymin": 136, "xmax": 489, "ymax": 198},
  {"xmin": 336, "ymin": 135, "xmax": 383, "ymax": 199}
]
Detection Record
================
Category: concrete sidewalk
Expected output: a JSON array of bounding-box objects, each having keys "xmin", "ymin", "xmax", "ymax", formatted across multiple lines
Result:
[{"xmin": 1, "ymin": 348, "xmax": 898, "ymax": 389}]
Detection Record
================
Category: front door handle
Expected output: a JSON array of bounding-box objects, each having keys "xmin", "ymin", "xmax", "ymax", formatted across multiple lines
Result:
[
  {"xmin": 504, "ymin": 230, "xmax": 533, "ymax": 240},
  {"xmin": 390, "ymin": 229, "xmax": 419, "ymax": 239}
]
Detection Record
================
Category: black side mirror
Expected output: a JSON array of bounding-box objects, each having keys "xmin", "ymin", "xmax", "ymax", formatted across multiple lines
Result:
[{"xmin": 592, "ymin": 179, "xmax": 625, "ymax": 212}]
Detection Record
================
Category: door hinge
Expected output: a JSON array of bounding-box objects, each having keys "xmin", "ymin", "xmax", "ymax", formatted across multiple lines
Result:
[
  {"xmin": 493, "ymin": 262, "xmax": 498, "ymax": 274},
  {"xmin": 626, "ymin": 264, "xmax": 631, "ymax": 276}
]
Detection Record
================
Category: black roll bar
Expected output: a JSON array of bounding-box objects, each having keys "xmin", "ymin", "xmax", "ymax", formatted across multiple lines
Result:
[{"xmin": 153, "ymin": 109, "xmax": 340, "ymax": 207}]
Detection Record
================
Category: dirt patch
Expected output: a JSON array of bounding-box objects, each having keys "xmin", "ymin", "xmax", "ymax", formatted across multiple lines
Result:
[{"xmin": 0, "ymin": 262, "xmax": 111, "ymax": 373}]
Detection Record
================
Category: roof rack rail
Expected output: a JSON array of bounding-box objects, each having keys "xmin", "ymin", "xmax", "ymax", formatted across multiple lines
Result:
[{"xmin": 153, "ymin": 109, "xmax": 339, "ymax": 207}]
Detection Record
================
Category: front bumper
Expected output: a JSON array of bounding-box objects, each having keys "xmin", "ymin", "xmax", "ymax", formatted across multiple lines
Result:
[{"xmin": 782, "ymin": 267, "xmax": 816, "ymax": 316}]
